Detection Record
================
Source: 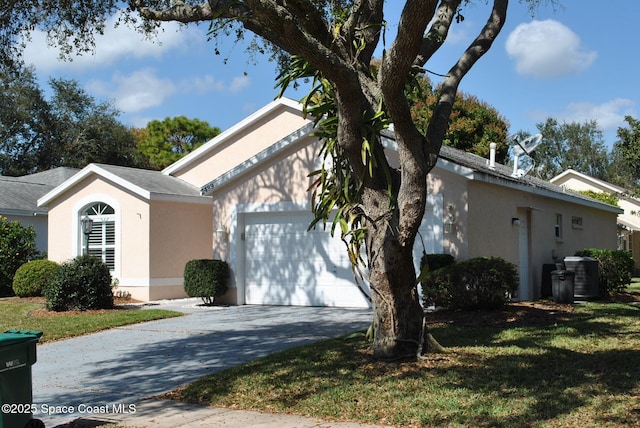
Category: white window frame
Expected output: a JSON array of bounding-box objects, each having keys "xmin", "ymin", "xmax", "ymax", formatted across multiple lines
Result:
[{"xmin": 80, "ymin": 202, "xmax": 116, "ymax": 272}]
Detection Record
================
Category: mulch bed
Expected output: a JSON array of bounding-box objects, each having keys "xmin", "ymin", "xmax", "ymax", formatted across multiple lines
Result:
[
  {"xmin": 425, "ymin": 301, "xmax": 575, "ymax": 329},
  {"xmin": 425, "ymin": 291, "xmax": 640, "ymax": 329},
  {"xmin": 6, "ymin": 296, "xmax": 143, "ymax": 318}
]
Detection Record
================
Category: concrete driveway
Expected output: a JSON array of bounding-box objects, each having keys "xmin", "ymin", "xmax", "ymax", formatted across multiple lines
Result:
[{"xmin": 31, "ymin": 300, "xmax": 372, "ymax": 427}]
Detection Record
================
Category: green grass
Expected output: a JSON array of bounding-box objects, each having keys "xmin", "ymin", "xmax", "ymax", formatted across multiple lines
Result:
[
  {"xmin": 176, "ymin": 290, "xmax": 640, "ymax": 427},
  {"xmin": 0, "ymin": 299, "xmax": 183, "ymax": 342}
]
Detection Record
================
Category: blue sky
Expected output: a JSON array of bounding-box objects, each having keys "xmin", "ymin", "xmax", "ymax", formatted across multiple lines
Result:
[{"xmin": 22, "ymin": 1, "xmax": 639, "ymax": 148}]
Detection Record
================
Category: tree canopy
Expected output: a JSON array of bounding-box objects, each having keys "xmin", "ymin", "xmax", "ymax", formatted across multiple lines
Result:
[
  {"xmin": 531, "ymin": 118, "xmax": 609, "ymax": 181},
  {"xmin": 609, "ymin": 116, "xmax": 640, "ymax": 193},
  {"xmin": 135, "ymin": 116, "xmax": 221, "ymax": 170},
  {"xmin": 0, "ymin": 66, "xmax": 141, "ymax": 175},
  {"xmin": 1, "ymin": 0, "xmax": 545, "ymax": 361},
  {"xmin": 410, "ymin": 77, "xmax": 510, "ymax": 163}
]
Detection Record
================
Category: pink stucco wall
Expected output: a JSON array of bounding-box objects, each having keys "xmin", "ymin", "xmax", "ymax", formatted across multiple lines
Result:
[{"xmin": 171, "ymin": 105, "xmax": 310, "ymax": 188}]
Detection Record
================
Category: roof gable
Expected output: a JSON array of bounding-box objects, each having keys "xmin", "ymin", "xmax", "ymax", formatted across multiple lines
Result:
[
  {"xmin": 38, "ymin": 164, "xmax": 210, "ymax": 207},
  {"xmin": 162, "ymin": 97, "xmax": 304, "ymax": 177},
  {"xmin": 551, "ymin": 169, "xmax": 630, "ymax": 195}
]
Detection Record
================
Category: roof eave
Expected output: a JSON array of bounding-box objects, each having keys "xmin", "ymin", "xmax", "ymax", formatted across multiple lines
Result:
[
  {"xmin": 163, "ymin": 97, "xmax": 304, "ymax": 177},
  {"xmin": 38, "ymin": 164, "xmax": 152, "ymax": 207}
]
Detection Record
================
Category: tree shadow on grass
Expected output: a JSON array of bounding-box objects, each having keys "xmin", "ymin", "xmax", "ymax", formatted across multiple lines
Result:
[{"xmin": 173, "ymin": 302, "xmax": 640, "ymax": 427}]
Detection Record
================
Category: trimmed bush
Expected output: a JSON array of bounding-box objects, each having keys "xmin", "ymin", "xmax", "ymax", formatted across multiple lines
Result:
[
  {"xmin": 44, "ymin": 255, "xmax": 113, "ymax": 311},
  {"xmin": 422, "ymin": 257, "xmax": 518, "ymax": 310},
  {"xmin": 575, "ymin": 249, "xmax": 634, "ymax": 296},
  {"xmin": 12, "ymin": 259, "xmax": 60, "ymax": 297},
  {"xmin": 420, "ymin": 253, "xmax": 456, "ymax": 272},
  {"xmin": 184, "ymin": 259, "xmax": 229, "ymax": 305},
  {"xmin": 0, "ymin": 216, "xmax": 39, "ymax": 296}
]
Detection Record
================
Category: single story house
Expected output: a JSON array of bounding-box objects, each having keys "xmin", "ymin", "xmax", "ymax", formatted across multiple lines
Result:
[
  {"xmin": 0, "ymin": 167, "xmax": 78, "ymax": 253},
  {"xmin": 551, "ymin": 169, "xmax": 640, "ymax": 273},
  {"xmin": 37, "ymin": 98, "xmax": 621, "ymax": 306}
]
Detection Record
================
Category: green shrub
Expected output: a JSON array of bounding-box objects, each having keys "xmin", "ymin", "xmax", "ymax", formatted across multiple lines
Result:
[
  {"xmin": 420, "ymin": 253, "xmax": 456, "ymax": 272},
  {"xmin": 0, "ymin": 216, "xmax": 39, "ymax": 296},
  {"xmin": 575, "ymin": 248, "xmax": 634, "ymax": 296},
  {"xmin": 12, "ymin": 259, "xmax": 60, "ymax": 297},
  {"xmin": 419, "ymin": 254, "xmax": 456, "ymax": 307},
  {"xmin": 422, "ymin": 257, "xmax": 518, "ymax": 310},
  {"xmin": 44, "ymin": 255, "xmax": 113, "ymax": 311},
  {"xmin": 184, "ymin": 259, "xmax": 230, "ymax": 305}
]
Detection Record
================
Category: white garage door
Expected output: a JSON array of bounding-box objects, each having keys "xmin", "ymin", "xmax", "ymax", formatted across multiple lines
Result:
[
  {"xmin": 243, "ymin": 212, "xmax": 371, "ymax": 307},
  {"xmin": 242, "ymin": 195, "xmax": 442, "ymax": 308}
]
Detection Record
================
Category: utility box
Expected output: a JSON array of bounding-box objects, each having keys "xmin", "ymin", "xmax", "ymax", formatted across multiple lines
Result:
[
  {"xmin": 0, "ymin": 330, "xmax": 43, "ymax": 428},
  {"xmin": 551, "ymin": 270, "xmax": 575, "ymax": 304},
  {"xmin": 564, "ymin": 256, "xmax": 600, "ymax": 300}
]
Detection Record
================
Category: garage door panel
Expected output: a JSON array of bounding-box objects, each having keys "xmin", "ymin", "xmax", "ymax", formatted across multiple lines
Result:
[
  {"xmin": 244, "ymin": 212, "xmax": 370, "ymax": 307},
  {"xmin": 242, "ymin": 198, "xmax": 443, "ymax": 308}
]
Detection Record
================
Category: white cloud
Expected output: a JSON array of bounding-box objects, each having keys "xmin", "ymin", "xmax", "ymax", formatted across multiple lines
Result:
[
  {"xmin": 558, "ymin": 98, "xmax": 636, "ymax": 132},
  {"xmin": 505, "ymin": 20, "xmax": 597, "ymax": 78},
  {"xmin": 87, "ymin": 69, "xmax": 176, "ymax": 113},
  {"xmin": 22, "ymin": 15, "xmax": 193, "ymax": 72},
  {"xmin": 182, "ymin": 74, "xmax": 251, "ymax": 94},
  {"xmin": 527, "ymin": 98, "xmax": 636, "ymax": 132}
]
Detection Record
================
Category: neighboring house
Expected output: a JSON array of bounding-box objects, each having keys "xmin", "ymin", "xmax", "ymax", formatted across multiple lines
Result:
[
  {"xmin": 0, "ymin": 168, "xmax": 79, "ymax": 253},
  {"xmin": 37, "ymin": 98, "xmax": 621, "ymax": 305},
  {"xmin": 551, "ymin": 169, "xmax": 640, "ymax": 273}
]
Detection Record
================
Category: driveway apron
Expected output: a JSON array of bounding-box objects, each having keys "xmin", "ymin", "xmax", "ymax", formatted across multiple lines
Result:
[{"xmin": 30, "ymin": 301, "xmax": 372, "ymax": 427}]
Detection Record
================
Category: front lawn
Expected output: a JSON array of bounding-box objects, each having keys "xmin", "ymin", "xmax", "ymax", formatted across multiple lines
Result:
[
  {"xmin": 0, "ymin": 298, "xmax": 183, "ymax": 342},
  {"xmin": 173, "ymin": 289, "xmax": 640, "ymax": 427}
]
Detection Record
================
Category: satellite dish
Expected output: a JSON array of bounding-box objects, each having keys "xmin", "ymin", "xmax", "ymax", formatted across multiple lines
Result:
[
  {"xmin": 512, "ymin": 144, "xmax": 525, "ymax": 157},
  {"xmin": 516, "ymin": 134, "xmax": 542, "ymax": 155},
  {"xmin": 510, "ymin": 133, "xmax": 542, "ymax": 177}
]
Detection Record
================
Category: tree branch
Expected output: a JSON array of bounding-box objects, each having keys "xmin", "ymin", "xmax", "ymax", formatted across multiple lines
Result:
[
  {"xmin": 415, "ymin": 0, "xmax": 461, "ymax": 67},
  {"xmin": 379, "ymin": 0, "xmax": 437, "ymax": 143},
  {"xmin": 341, "ymin": 0, "xmax": 385, "ymax": 66},
  {"xmin": 134, "ymin": 0, "xmax": 220, "ymax": 23},
  {"xmin": 426, "ymin": 0, "xmax": 508, "ymax": 162}
]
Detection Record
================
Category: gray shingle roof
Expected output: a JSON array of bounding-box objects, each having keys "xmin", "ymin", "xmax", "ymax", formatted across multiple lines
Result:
[
  {"xmin": 93, "ymin": 164, "xmax": 203, "ymax": 198},
  {"xmin": 0, "ymin": 167, "xmax": 80, "ymax": 215},
  {"xmin": 437, "ymin": 145, "xmax": 619, "ymax": 211},
  {"xmin": 11, "ymin": 167, "xmax": 80, "ymax": 185}
]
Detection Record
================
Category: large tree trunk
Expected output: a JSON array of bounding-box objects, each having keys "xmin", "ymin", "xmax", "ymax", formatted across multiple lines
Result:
[{"xmin": 364, "ymin": 185, "xmax": 426, "ymax": 360}]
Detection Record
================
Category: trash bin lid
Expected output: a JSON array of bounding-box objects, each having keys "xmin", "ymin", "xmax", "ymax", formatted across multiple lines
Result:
[{"xmin": 0, "ymin": 330, "xmax": 43, "ymax": 346}]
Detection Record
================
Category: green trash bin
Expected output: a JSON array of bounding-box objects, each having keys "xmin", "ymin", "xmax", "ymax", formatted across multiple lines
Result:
[{"xmin": 0, "ymin": 330, "xmax": 44, "ymax": 428}]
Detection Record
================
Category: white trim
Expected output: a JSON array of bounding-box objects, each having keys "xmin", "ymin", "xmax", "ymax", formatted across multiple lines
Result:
[
  {"xmin": 0, "ymin": 209, "xmax": 48, "ymax": 217},
  {"xmin": 72, "ymin": 194, "xmax": 122, "ymax": 278},
  {"xmin": 38, "ymin": 164, "xmax": 211, "ymax": 207},
  {"xmin": 381, "ymin": 136, "xmax": 477, "ymax": 179},
  {"xmin": 201, "ymin": 123, "xmax": 315, "ymax": 195},
  {"xmin": 551, "ymin": 169, "xmax": 629, "ymax": 195},
  {"xmin": 163, "ymin": 98, "xmax": 304, "ymax": 176},
  {"xmin": 39, "ymin": 164, "xmax": 148, "ymax": 206},
  {"xmin": 436, "ymin": 157, "xmax": 477, "ymax": 179}
]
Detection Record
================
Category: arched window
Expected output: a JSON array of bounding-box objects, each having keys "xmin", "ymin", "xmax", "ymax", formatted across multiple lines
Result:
[{"xmin": 81, "ymin": 203, "xmax": 116, "ymax": 271}]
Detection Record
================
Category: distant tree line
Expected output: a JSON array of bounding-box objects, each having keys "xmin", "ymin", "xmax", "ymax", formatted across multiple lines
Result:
[
  {"xmin": 0, "ymin": 65, "xmax": 221, "ymax": 176},
  {"xmin": 517, "ymin": 116, "xmax": 640, "ymax": 195}
]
